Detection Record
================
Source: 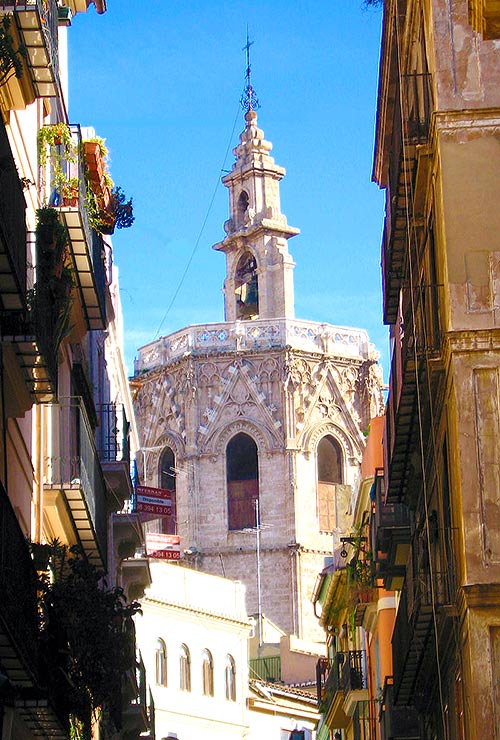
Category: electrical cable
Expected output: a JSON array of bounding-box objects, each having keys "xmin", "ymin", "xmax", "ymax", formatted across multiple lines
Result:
[{"xmin": 153, "ymin": 104, "xmax": 242, "ymax": 340}]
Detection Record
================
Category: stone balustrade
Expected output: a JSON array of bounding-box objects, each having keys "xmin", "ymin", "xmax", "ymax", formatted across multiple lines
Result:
[{"xmin": 135, "ymin": 318, "xmax": 377, "ymax": 374}]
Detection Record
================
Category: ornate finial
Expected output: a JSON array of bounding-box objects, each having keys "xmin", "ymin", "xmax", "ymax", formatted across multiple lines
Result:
[{"xmin": 240, "ymin": 27, "xmax": 260, "ymax": 113}]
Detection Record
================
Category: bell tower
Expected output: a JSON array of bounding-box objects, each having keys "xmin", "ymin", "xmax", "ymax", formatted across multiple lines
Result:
[{"xmin": 213, "ymin": 50, "xmax": 299, "ymax": 321}]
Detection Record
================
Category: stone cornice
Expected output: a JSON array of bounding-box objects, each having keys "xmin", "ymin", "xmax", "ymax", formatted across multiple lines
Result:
[
  {"xmin": 435, "ymin": 108, "xmax": 500, "ymax": 136},
  {"xmin": 459, "ymin": 583, "xmax": 500, "ymax": 611},
  {"xmin": 443, "ymin": 328, "xmax": 500, "ymax": 359}
]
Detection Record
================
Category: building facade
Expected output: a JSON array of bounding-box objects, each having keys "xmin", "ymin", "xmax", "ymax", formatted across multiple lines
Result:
[
  {"xmin": 135, "ymin": 562, "xmax": 251, "ymax": 740},
  {"xmin": 133, "ymin": 107, "xmax": 384, "ymax": 644},
  {"xmin": 372, "ymin": 0, "xmax": 500, "ymax": 738},
  {"xmin": 0, "ymin": 2, "xmax": 151, "ymax": 737}
]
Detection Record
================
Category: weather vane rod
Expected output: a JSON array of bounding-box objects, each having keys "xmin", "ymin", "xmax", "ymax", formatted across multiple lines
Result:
[{"xmin": 240, "ymin": 27, "xmax": 260, "ymax": 112}]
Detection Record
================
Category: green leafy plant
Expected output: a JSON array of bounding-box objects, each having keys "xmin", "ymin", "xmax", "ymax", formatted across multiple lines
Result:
[
  {"xmin": 28, "ymin": 208, "xmax": 74, "ymax": 378},
  {"xmin": 38, "ymin": 124, "xmax": 78, "ymax": 199},
  {"xmin": 0, "ymin": 14, "xmax": 27, "ymax": 87},
  {"xmin": 38, "ymin": 543, "xmax": 142, "ymax": 739}
]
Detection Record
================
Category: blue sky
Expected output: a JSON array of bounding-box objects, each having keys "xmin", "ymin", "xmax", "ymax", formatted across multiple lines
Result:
[{"xmin": 68, "ymin": 1, "xmax": 387, "ymax": 377}]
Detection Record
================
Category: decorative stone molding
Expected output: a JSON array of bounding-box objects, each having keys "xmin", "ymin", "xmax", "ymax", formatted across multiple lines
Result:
[
  {"xmin": 206, "ymin": 418, "xmax": 278, "ymax": 458},
  {"xmin": 300, "ymin": 421, "xmax": 360, "ymax": 462}
]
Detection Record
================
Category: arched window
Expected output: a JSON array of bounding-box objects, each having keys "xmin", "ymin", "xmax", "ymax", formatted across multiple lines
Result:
[
  {"xmin": 227, "ymin": 432, "xmax": 259, "ymax": 530},
  {"xmin": 317, "ymin": 435, "xmax": 343, "ymax": 532},
  {"xmin": 225, "ymin": 655, "xmax": 236, "ymax": 701},
  {"xmin": 155, "ymin": 638, "xmax": 167, "ymax": 686},
  {"xmin": 159, "ymin": 446, "xmax": 176, "ymax": 535},
  {"xmin": 235, "ymin": 251, "xmax": 259, "ymax": 320},
  {"xmin": 179, "ymin": 644, "xmax": 191, "ymax": 692},
  {"xmin": 237, "ymin": 190, "xmax": 249, "ymax": 224},
  {"xmin": 202, "ymin": 649, "xmax": 214, "ymax": 696}
]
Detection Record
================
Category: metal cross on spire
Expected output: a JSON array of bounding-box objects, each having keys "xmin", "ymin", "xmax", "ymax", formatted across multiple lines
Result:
[{"xmin": 240, "ymin": 27, "xmax": 260, "ymax": 113}]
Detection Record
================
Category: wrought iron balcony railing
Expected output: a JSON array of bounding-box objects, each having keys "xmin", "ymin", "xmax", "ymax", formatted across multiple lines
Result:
[
  {"xmin": 44, "ymin": 396, "xmax": 108, "ymax": 567},
  {"xmin": 0, "ymin": 0, "xmax": 60, "ymax": 98},
  {"xmin": 341, "ymin": 650, "xmax": 368, "ymax": 693},
  {"xmin": 42, "ymin": 124, "xmax": 106, "ymax": 330},
  {"xmin": 96, "ymin": 403, "xmax": 130, "ymax": 465},
  {"xmin": 0, "ymin": 116, "xmax": 27, "ymax": 311},
  {"xmin": 382, "ymin": 72, "xmax": 433, "ymax": 325},
  {"xmin": 0, "ymin": 478, "xmax": 39, "ymax": 685}
]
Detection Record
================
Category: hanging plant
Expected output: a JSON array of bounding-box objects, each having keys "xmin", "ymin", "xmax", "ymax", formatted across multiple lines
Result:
[
  {"xmin": 0, "ymin": 14, "xmax": 27, "ymax": 87},
  {"xmin": 28, "ymin": 208, "xmax": 74, "ymax": 378}
]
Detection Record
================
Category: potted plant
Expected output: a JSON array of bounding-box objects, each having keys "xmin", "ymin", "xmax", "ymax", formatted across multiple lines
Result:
[
  {"xmin": 38, "ymin": 123, "xmax": 74, "ymax": 163},
  {"xmin": 61, "ymin": 176, "xmax": 79, "ymax": 207}
]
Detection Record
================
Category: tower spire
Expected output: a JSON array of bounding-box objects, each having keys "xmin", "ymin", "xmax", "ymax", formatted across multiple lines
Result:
[{"xmin": 240, "ymin": 27, "xmax": 260, "ymax": 113}]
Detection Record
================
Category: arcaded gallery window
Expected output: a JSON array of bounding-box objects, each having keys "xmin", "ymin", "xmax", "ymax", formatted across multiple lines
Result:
[
  {"xmin": 179, "ymin": 644, "xmax": 191, "ymax": 692},
  {"xmin": 225, "ymin": 655, "xmax": 236, "ymax": 701},
  {"xmin": 159, "ymin": 446, "xmax": 176, "ymax": 534},
  {"xmin": 227, "ymin": 432, "xmax": 259, "ymax": 530},
  {"xmin": 235, "ymin": 251, "xmax": 259, "ymax": 320},
  {"xmin": 202, "ymin": 649, "xmax": 214, "ymax": 696},
  {"xmin": 317, "ymin": 435, "xmax": 343, "ymax": 532},
  {"xmin": 155, "ymin": 638, "xmax": 167, "ymax": 686}
]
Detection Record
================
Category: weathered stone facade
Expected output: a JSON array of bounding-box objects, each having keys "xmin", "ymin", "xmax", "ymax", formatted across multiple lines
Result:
[{"xmin": 133, "ymin": 110, "xmax": 383, "ymax": 642}]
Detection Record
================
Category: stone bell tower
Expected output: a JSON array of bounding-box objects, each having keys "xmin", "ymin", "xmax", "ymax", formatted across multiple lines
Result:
[
  {"xmin": 215, "ymin": 107, "xmax": 299, "ymax": 322},
  {"xmin": 133, "ymin": 67, "xmax": 384, "ymax": 645}
]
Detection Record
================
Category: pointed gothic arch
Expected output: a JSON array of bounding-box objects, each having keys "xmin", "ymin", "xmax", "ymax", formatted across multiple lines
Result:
[{"xmin": 227, "ymin": 432, "xmax": 259, "ymax": 530}]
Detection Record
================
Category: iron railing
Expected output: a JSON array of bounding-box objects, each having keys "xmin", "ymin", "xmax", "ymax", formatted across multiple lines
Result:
[
  {"xmin": 96, "ymin": 403, "xmax": 130, "ymax": 465},
  {"xmin": 0, "ymin": 117, "xmax": 27, "ymax": 309},
  {"xmin": 341, "ymin": 650, "xmax": 368, "ymax": 693},
  {"xmin": 0, "ymin": 479, "xmax": 39, "ymax": 678},
  {"xmin": 250, "ymin": 655, "xmax": 281, "ymax": 683},
  {"xmin": 1, "ymin": 0, "xmax": 60, "ymax": 97},
  {"xmin": 45, "ymin": 396, "xmax": 108, "ymax": 560}
]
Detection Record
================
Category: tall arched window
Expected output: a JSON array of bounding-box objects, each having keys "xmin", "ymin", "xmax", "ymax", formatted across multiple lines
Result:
[
  {"xmin": 225, "ymin": 655, "xmax": 236, "ymax": 701},
  {"xmin": 179, "ymin": 644, "xmax": 191, "ymax": 692},
  {"xmin": 155, "ymin": 638, "xmax": 167, "ymax": 686},
  {"xmin": 237, "ymin": 190, "xmax": 249, "ymax": 224},
  {"xmin": 160, "ymin": 446, "xmax": 176, "ymax": 535},
  {"xmin": 235, "ymin": 251, "xmax": 259, "ymax": 320},
  {"xmin": 227, "ymin": 433, "xmax": 259, "ymax": 530},
  {"xmin": 317, "ymin": 435, "xmax": 343, "ymax": 532},
  {"xmin": 202, "ymin": 649, "xmax": 214, "ymax": 696}
]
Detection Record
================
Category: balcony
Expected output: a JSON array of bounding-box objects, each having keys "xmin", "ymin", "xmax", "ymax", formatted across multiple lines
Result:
[
  {"xmin": 382, "ymin": 72, "xmax": 433, "ymax": 325},
  {"xmin": 384, "ymin": 278, "xmax": 441, "ymax": 503},
  {"xmin": 469, "ymin": 0, "xmax": 500, "ymax": 38},
  {"xmin": 316, "ymin": 655, "xmax": 348, "ymax": 729},
  {"xmin": 97, "ymin": 402, "xmax": 133, "ymax": 509},
  {"xmin": 392, "ymin": 569, "xmax": 457, "ymax": 709},
  {"xmin": 0, "ymin": 479, "xmax": 38, "ymax": 688},
  {"xmin": 379, "ymin": 676, "xmax": 421, "ymax": 740},
  {"xmin": 250, "ymin": 655, "xmax": 281, "ymax": 683},
  {"xmin": 43, "ymin": 396, "xmax": 108, "ymax": 568},
  {"xmin": 0, "ymin": 0, "xmax": 59, "ymax": 110},
  {"xmin": 372, "ymin": 468, "xmax": 412, "ymax": 589},
  {"xmin": 56, "ymin": 125, "xmax": 106, "ymax": 330},
  {"xmin": 0, "ymin": 116, "xmax": 26, "ymax": 311},
  {"xmin": 341, "ymin": 650, "xmax": 369, "ymax": 717},
  {"xmin": 40, "ymin": 124, "xmax": 107, "ymax": 330},
  {"xmin": 122, "ymin": 651, "xmax": 150, "ymax": 737}
]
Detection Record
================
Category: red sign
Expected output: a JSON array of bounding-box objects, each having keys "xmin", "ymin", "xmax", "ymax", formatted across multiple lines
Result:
[
  {"xmin": 146, "ymin": 533, "xmax": 181, "ymax": 560},
  {"xmin": 136, "ymin": 485, "xmax": 173, "ymax": 516}
]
